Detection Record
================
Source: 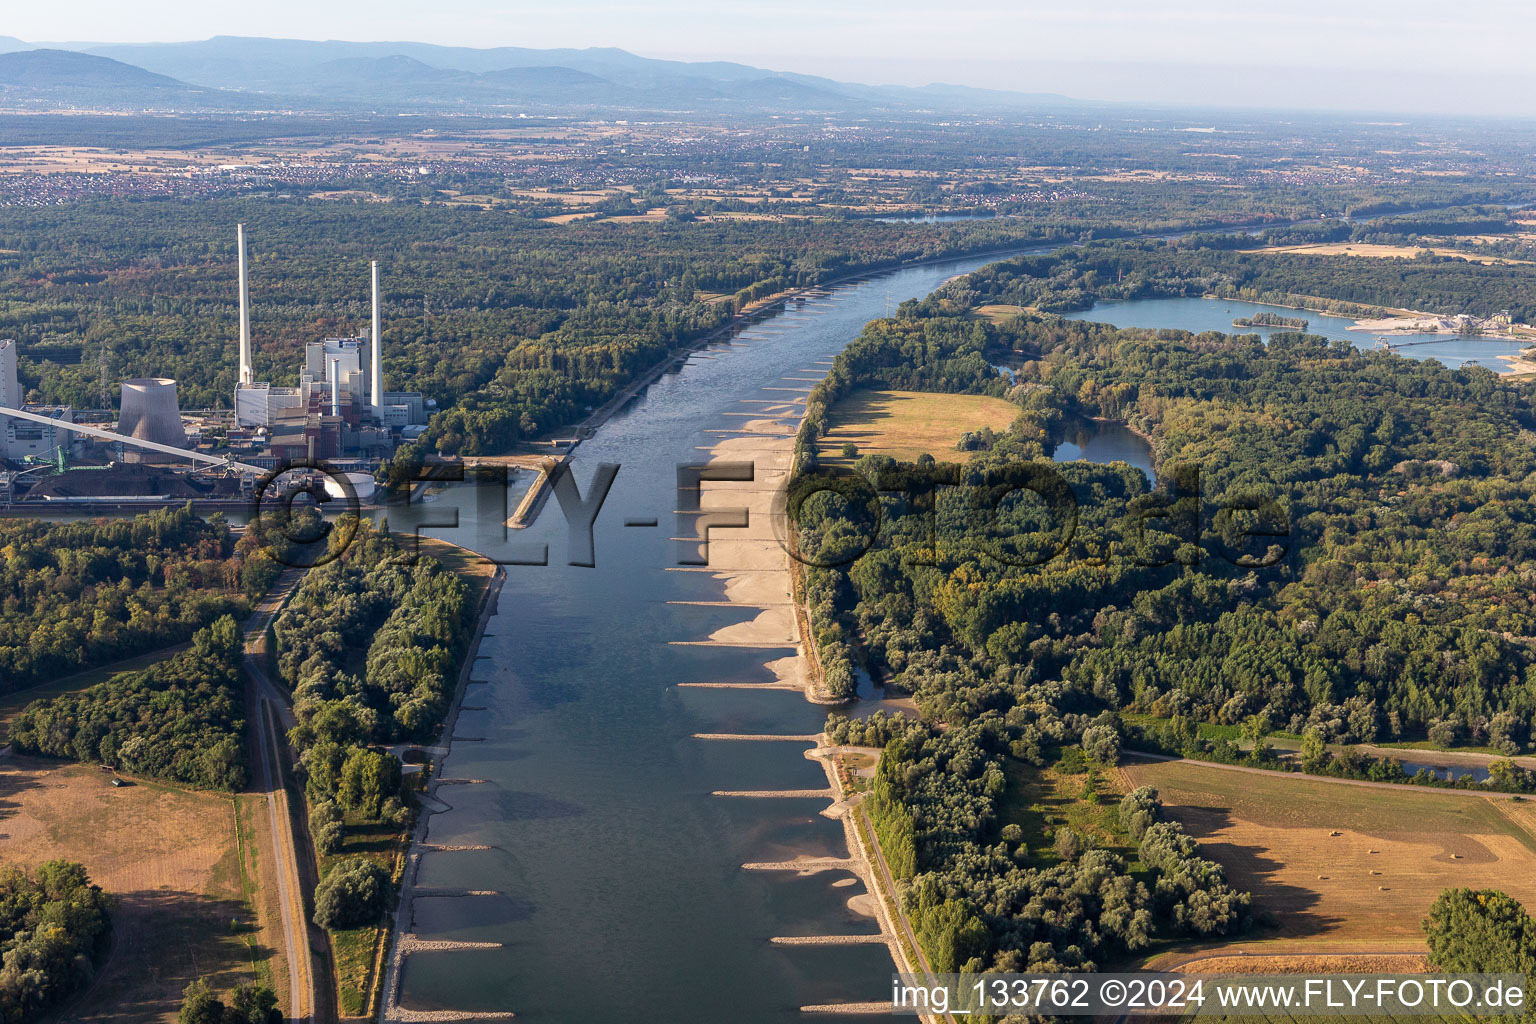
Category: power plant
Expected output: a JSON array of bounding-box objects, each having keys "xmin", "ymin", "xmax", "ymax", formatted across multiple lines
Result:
[
  {"xmin": 0, "ymin": 225, "xmax": 434, "ymax": 506},
  {"xmin": 117, "ymin": 378, "xmax": 188, "ymax": 463},
  {"xmin": 232, "ymin": 226, "xmax": 427, "ymax": 462}
]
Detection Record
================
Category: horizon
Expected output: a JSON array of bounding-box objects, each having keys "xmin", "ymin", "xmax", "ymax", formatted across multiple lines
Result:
[{"xmin": 6, "ymin": 0, "xmax": 1536, "ymax": 118}]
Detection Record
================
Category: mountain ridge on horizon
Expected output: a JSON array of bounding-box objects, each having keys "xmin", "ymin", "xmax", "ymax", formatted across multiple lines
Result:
[{"xmin": 0, "ymin": 34, "xmax": 1078, "ymax": 115}]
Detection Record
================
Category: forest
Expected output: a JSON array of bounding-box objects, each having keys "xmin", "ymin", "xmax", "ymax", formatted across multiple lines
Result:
[
  {"xmin": 801, "ymin": 299, "xmax": 1536, "ymax": 744},
  {"xmin": 0, "ymin": 197, "xmax": 1090, "ymax": 457},
  {"xmin": 275, "ymin": 520, "xmax": 473, "ymax": 820},
  {"xmin": 0, "ymin": 504, "xmax": 279, "ymax": 694},
  {"xmin": 831, "ymin": 708, "xmax": 1248, "ymax": 978},
  {"xmin": 794, "ymin": 256, "xmax": 1536, "ymax": 975},
  {"xmin": 0, "ymin": 860, "xmax": 112, "ymax": 1024},
  {"xmin": 10, "ymin": 615, "xmax": 249, "ymax": 789}
]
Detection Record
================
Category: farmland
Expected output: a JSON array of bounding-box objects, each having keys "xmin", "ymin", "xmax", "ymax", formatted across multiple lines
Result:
[
  {"xmin": 0, "ymin": 756, "xmax": 271, "ymax": 1022},
  {"xmin": 816, "ymin": 388, "xmax": 1020, "ymax": 464},
  {"xmin": 1120, "ymin": 759, "xmax": 1536, "ymax": 953}
]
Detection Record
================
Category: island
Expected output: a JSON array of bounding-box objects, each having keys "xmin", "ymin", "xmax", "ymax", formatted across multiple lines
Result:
[{"xmin": 1233, "ymin": 311, "xmax": 1308, "ymax": 329}]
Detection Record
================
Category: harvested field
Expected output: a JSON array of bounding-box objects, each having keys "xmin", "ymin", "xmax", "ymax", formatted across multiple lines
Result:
[
  {"xmin": 818, "ymin": 389, "xmax": 1019, "ymax": 464},
  {"xmin": 1173, "ymin": 953, "xmax": 1429, "ymax": 974},
  {"xmin": 975, "ymin": 303, "xmax": 1027, "ymax": 323},
  {"xmin": 0, "ymin": 756, "xmax": 262, "ymax": 1023},
  {"xmin": 1260, "ymin": 241, "xmax": 1531, "ymax": 265},
  {"xmin": 1120, "ymin": 759, "xmax": 1536, "ymax": 950}
]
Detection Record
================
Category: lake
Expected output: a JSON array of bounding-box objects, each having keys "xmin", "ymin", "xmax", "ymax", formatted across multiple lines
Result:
[
  {"xmin": 1059, "ymin": 296, "xmax": 1530, "ymax": 372},
  {"xmin": 1051, "ymin": 419, "xmax": 1155, "ymax": 480}
]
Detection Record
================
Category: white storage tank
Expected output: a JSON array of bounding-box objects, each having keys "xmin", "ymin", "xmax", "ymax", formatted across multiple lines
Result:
[{"xmin": 323, "ymin": 471, "xmax": 376, "ymax": 503}]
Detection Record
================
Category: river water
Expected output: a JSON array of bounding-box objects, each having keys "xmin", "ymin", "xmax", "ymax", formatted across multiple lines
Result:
[
  {"xmin": 1060, "ymin": 296, "xmax": 1529, "ymax": 372},
  {"xmin": 384, "ymin": 252, "xmax": 1052, "ymax": 1021},
  {"xmin": 34, "ymin": 245, "xmax": 1507, "ymax": 1018}
]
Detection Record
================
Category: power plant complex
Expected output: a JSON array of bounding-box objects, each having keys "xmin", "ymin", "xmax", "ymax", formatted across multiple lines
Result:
[
  {"xmin": 232, "ymin": 223, "xmax": 427, "ymax": 460},
  {"xmin": 0, "ymin": 225, "xmax": 431, "ymax": 505}
]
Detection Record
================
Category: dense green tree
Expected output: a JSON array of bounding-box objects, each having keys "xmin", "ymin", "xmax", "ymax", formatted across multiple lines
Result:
[
  {"xmin": 11, "ymin": 616, "xmax": 249, "ymax": 789},
  {"xmin": 0, "ymin": 505, "xmax": 265, "ymax": 694},
  {"xmin": 313, "ymin": 859, "xmax": 389, "ymax": 930},
  {"xmin": 178, "ymin": 979, "xmax": 224, "ymax": 1024},
  {"xmin": 0, "ymin": 860, "xmax": 112, "ymax": 1024},
  {"xmin": 1424, "ymin": 889, "xmax": 1536, "ymax": 974}
]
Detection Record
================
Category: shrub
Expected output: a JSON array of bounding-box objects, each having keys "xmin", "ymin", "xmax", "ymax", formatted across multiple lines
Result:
[
  {"xmin": 314, "ymin": 821, "xmax": 344, "ymax": 857},
  {"xmin": 313, "ymin": 859, "xmax": 389, "ymax": 930}
]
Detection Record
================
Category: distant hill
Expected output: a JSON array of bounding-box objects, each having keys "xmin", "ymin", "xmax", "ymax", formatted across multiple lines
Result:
[
  {"xmin": 0, "ymin": 48, "xmax": 190, "ymax": 89},
  {"xmin": 0, "ymin": 35, "xmax": 1085, "ymax": 115},
  {"xmin": 75, "ymin": 36, "xmax": 1084, "ymax": 114}
]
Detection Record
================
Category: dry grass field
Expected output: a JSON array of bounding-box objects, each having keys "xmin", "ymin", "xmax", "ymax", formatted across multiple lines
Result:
[
  {"xmin": 0, "ymin": 756, "xmax": 266, "ymax": 1022},
  {"xmin": 975, "ymin": 303, "xmax": 1028, "ymax": 323},
  {"xmin": 1120, "ymin": 759, "xmax": 1536, "ymax": 951},
  {"xmin": 818, "ymin": 389, "xmax": 1020, "ymax": 464},
  {"xmin": 1260, "ymin": 241, "xmax": 1531, "ymax": 265}
]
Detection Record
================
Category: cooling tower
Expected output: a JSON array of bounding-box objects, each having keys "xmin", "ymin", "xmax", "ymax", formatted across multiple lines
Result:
[{"xmin": 118, "ymin": 377, "xmax": 189, "ymax": 464}]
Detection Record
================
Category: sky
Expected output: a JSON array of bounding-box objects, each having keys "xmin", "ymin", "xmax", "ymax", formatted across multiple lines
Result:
[{"xmin": 10, "ymin": 0, "xmax": 1536, "ymax": 115}]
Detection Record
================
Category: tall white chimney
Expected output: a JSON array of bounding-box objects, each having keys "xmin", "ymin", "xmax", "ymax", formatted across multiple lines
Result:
[
  {"xmin": 237, "ymin": 224, "xmax": 253, "ymax": 385},
  {"xmin": 370, "ymin": 260, "xmax": 383, "ymax": 421},
  {"xmin": 329, "ymin": 357, "xmax": 340, "ymax": 417}
]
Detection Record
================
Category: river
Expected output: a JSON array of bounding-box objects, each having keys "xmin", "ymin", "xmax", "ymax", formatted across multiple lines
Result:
[{"xmin": 381, "ymin": 251, "xmax": 1050, "ymax": 1021}]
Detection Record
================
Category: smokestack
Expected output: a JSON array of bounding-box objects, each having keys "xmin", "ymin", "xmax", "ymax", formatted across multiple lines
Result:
[
  {"xmin": 329, "ymin": 357, "xmax": 340, "ymax": 417},
  {"xmin": 370, "ymin": 260, "xmax": 383, "ymax": 422},
  {"xmin": 237, "ymin": 224, "xmax": 253, "ymax": 385}
]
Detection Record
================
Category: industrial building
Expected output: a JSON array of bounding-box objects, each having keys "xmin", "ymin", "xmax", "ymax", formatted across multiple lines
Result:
[
  {"xmin": 232, "ymin": 225, "xmax": 428, "ymax": 458},
  {"xmin": 0, "ymin": 225, "xmax": 436, "ymax": 506},
  {"xmin": 117, "ymin": 377, "xmax": 188, "ymax": 464},
  {"xmin": 0, "ymin": 338, "xmax": 75, "ymax": 461}
]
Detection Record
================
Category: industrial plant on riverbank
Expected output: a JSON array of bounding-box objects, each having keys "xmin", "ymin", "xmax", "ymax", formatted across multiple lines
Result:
[{"xmin": 0, "ymin": 225, "xmax": 431, "ymax": 506}]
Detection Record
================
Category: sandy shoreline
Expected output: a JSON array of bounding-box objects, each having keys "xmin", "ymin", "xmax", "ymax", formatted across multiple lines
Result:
[
  {"xmin": 698, "ymin": 405, "xmax": 838, "ymax": 704},
  {"xmin": 696, "ymin": 391, "xmax": 947, "ymax": 1021},
  {"xmin": 1347, "ymin": 312, "xmax": 1532, "ymax": 343},
  {"xmin": 1499, "ymin": 352, "xmax": 1536, "ymax": 375}
]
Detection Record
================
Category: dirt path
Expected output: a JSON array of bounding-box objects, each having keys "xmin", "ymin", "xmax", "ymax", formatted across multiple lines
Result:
[{"xmin": 241, "ymin": 568, "xmax": 316, "ymax": 1024}]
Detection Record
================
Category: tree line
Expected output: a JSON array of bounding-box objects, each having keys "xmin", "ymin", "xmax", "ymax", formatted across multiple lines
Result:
[
  {"xmin": 11, "ymin": 615, "xmax": 249, "ymax": 789},
  {"xmin": 276, "ymin": 521, "xmax": 472, "ymax": 822},
  {"xmin": 850, "ymin": 714, "xmax": 1248, "ymax": 978},
  {"xmin": 0, "ymin": 504, "xmax": 277, "ymax": 694},
  {"xmin": 955, "ymin": 236, "xmax": 1536, "ymax": 320},
  {"xmin": 0, "ymin": 860, "xmax": 112, "ymax": 1024}
]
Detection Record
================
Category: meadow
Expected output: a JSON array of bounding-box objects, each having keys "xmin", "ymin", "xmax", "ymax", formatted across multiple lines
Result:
[
  {"xmin": 0, "ymin": 757, "xmax": 270, "ymax": 1022},
  {"xmin": 816, "ymin": 388, "xmax": 1020, "ymax": 464},
  {"xmin": 1121, "ymin": 759, "xmax": 1536, "ymax": 951}
]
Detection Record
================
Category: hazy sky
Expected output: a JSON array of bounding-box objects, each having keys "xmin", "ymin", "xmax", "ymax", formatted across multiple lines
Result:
[{"xmin": 12, "ymin": 0, "xmax": 1536, "ymax": 114}]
